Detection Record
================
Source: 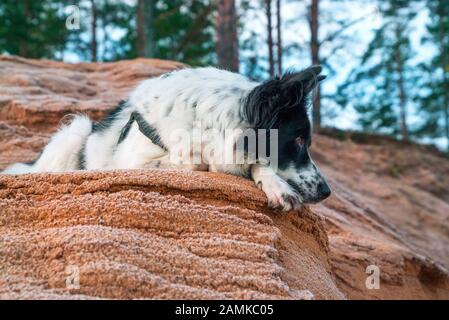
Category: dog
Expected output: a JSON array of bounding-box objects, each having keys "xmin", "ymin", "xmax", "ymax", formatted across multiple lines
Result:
[{"xmin": 2, "ymin": 65, "xmax": 331, "ymax": 211}]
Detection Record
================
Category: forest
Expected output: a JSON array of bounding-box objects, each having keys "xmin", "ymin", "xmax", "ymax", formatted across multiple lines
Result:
[{"xmin": 0, "ymin": 0, "xmax": 448, "ymax": 151}]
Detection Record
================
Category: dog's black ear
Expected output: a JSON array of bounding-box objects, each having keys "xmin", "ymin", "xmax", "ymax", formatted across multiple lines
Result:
[
  {"xmin": 281, "ymin": 65, "xmax": 326, "ymax": 93},
  {"xmin": 244, "ymin": 66, "xmax": 326, "ymax": 129},
  {"xmin": 244, "ymin": 79, "xmax": 286, "ymax": 129}
]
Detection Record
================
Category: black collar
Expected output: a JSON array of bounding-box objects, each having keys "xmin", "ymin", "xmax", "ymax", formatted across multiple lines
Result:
[{"xmin": 117, "ymin": 111, "xmax": 168, "ymax": 151}]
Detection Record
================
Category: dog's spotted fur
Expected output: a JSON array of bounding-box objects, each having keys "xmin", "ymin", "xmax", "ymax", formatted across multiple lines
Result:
[{"xmin": 3, "ymin": 66, "xmax": 331, "ymax": 210}]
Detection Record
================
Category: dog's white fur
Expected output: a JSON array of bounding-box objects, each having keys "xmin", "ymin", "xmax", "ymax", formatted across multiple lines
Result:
[
  {"xmin": 5, "ymin": 116, "xmax": 92, "ymax": 174},
  {"xmin": 3, "ymin": 67, "xmax": 326, "ymax": 211}
]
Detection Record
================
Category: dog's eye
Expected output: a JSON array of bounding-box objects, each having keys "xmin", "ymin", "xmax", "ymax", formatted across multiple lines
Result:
[{"xmin": 295, "ymin": 137, "xmax": 305, "ymax": 146}]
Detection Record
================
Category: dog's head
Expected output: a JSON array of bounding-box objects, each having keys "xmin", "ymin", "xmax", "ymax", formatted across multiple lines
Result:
[{"xmin": 244, "ymin": 65, "xmax": 331, "ymax": 203}]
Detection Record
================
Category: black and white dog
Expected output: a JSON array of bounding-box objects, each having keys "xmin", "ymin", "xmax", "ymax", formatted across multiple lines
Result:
[{"xmin": 3, "ymin": 65, "xmax": 331, "ymax": 211}]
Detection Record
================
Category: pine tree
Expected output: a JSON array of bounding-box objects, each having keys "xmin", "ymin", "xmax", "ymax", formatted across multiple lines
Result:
[
  {"xmin": 65, "ymin": 0, "xmax": 215, "ymax": 65},
  {"xmin": 0, "ymin": 0, "xmax": 69, "ymax": 59},
  {"xmin": 336, "ymin": 0, "xmax": 416, "ymax": 139},
  {"xmin": 98, "ymin": 0, "xmax": 137, "ymax": 61},
  {"xmin": 417, "ymin": 0, "xmax": 449, "ymax": 151},
  {"xmin": 151, "ymin": 0, "xmax": 215, "ymax": 66},
  {"xmin": 62, "ymin": 0, "xmax": 135, "ymax": 62}
]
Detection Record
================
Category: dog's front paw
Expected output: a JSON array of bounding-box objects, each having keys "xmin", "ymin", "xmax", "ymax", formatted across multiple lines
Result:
[{"xmin": 256, "ymin": 176, "xmax": 302, "ymax": 211}]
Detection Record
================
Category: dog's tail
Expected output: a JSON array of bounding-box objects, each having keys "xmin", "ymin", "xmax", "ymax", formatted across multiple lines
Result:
[{"xmin": 2, "ymin": 115, "xmax": 92, "ymax": 174}]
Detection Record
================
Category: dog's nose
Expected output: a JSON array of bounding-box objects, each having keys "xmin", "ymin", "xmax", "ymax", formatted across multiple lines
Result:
[{"xmin": 317, "ymin": 181, "xmax": 331, "ymax": 200}]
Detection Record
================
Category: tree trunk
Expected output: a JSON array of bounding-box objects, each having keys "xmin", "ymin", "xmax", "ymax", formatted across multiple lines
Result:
[
  {"xmin": 216, "ymin": 0, "xmax": 239, "ymax": 72},
  {"xmin": 440, "ymin": 52, "xmax": 449, "ymax": 152},
  {"xmin": 265, "ymin": 0, "xmax": 275, "ymax": 78},
  {"xmin": 136, "ymin": 0, "xmax": 146, "ymax": 57},
  {"xmin": 443, "ymin": 65, "xmax": 449, "ymax": 153},
  {"xmin": 444, "ymin": 98, "xmax": 449, "ymax": 152},
  {"xmin": 397, "ymin": 71, "xmax": 408, "ymax": 141},
  {"xmin": 309, "ymin": 0, "xmax": 321, "ymax": 131},
  {"xmin": 276, "ymin": 0, "xmax": 282, "ymax": 76},
  {"xmin": 90, "ymin": 0, "xmax": 97, "ymax": 62},
  {"xmin": 394, "ymin": 23, "xmax": 409, "ymax": 141},
  {"xmin": 137, "ymin": 0, "xmax": 156, "ymax": 57},
  {"xmin": 145, "ymin": 0, "xmax": 156, "ymax": 57},
  {"xmin": 397, "ymin": 72, "xmax": 408, "ymax": 141},
  {"xmin": 437, "ymin": 3, "xmax": 449, "ymax": 152},
  {"xmin": 19, "ymin": 0, "xmax": 31, "ymax": 58}
]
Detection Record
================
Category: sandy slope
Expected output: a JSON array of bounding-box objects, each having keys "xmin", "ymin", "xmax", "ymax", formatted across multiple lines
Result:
[
  {"xmin": 0, "ymin": 170, "xmax": 341, "ymax": 299},
  {"xmin": 0, "ymin": 56, "xmax": 448, "ymax": 299}
]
